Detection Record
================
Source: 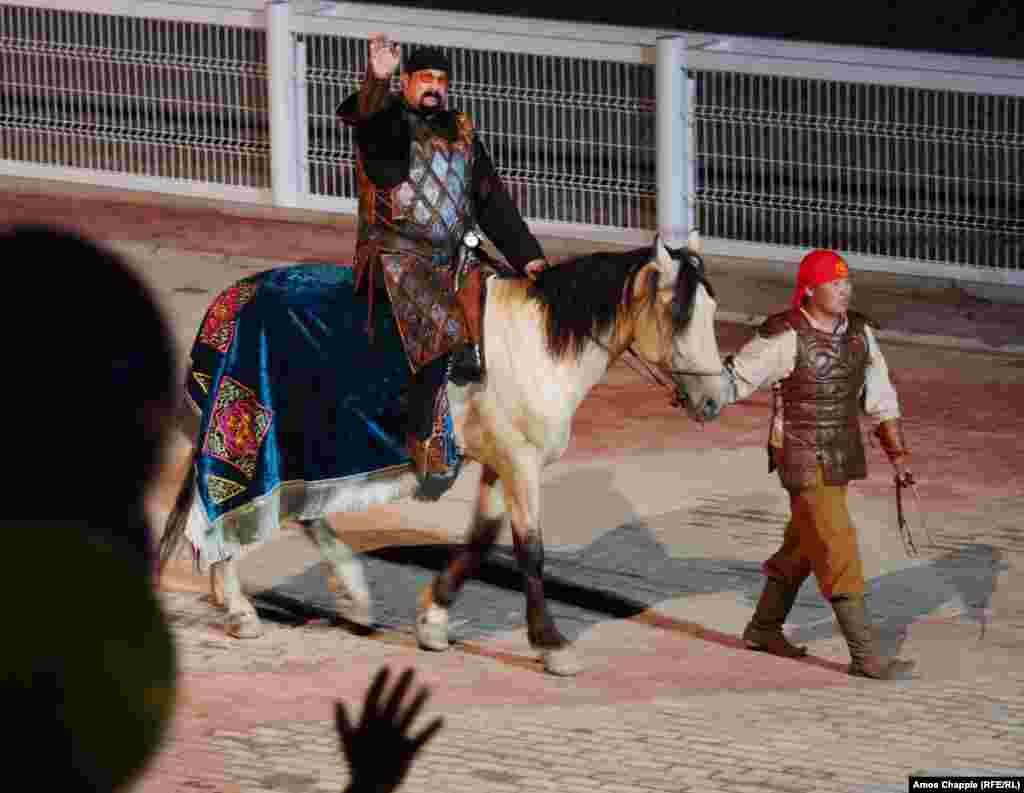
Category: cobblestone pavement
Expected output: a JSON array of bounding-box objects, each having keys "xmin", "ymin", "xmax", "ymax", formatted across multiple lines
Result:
[
  {"xmin": 136, "ymin": 328, "xmax": 1024, "ymax": 793},
  {"xmin": 3, "ymin": 181, "xmax": 1021, "ymax": 793},
  {"xmin": 138, "ymin": 585, "xmax": 1024, "ymax": 793}
]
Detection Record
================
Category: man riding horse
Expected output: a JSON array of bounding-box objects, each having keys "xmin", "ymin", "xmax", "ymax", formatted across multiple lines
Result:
[{"xmin": 338, "ymin": 35, "xmax": 549, "ymax": 489}]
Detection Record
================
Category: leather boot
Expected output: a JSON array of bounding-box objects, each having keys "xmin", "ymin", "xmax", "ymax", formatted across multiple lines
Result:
[
  {"xmin": 449, "ymin": 343, "xmax": 483, "ymax": 386},
  {"xmin": 452, "ymin": 267, "xmax": 484, "ymax": 385},
  {"xmin": 831, "ymin": 594, "xmax": 916, "ymax": 679},
  {"xmin": 742, "ymin": 575, "xmax": 808, "ymax": 658}
]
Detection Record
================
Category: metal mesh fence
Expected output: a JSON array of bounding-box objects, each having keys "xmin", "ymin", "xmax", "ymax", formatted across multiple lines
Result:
[
  {"xmin": 692, "ymin": 70, "xmax": 1023, "ymax": 270},
  {"xmin": 2, "ymin": 2, "xmax": 1019, "ymax": 272},
  {"xmin": 0, "ymin": 4, "xmax": 270, "ymax": 187}
]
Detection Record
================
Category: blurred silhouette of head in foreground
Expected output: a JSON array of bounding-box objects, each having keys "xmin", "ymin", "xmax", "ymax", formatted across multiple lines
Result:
[{"xmin": 0, "ymin": 224, "xmax": 178, "ymax": 790}]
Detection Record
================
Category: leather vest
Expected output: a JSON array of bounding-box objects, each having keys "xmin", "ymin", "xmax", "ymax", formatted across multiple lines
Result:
[
  {"xmin": 354, "ymin": 107, "xmax": 476, "ymax": 287},
  {"xmin": 761, "ymin": 308, "xmax": 874, "ymax": 490}
]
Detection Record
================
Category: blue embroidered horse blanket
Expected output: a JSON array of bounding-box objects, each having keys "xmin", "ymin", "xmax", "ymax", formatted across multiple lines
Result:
[{"xmin": 182, "ymin": 263, "xmax": 457, "ymax": 569}]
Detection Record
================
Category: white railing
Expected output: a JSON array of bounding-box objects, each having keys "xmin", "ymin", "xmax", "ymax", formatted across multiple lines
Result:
[
  {"xmin": 1, "ymin": 0, "xmax": 1021, "ymax": 284},
  {"xmin": 658, "ymin": 36, "xmax": 1024, "ymax": 283},
  {"xmin": 0, "ymin": 0, "xmax": 272, "ymax": 201},
  {"xmin": 0, "ymin": 0, "xmax": 670, "ymax": 244}
]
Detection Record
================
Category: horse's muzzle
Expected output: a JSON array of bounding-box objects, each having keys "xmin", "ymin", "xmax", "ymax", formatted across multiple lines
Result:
[
  {"xmin": 673, "ymin": 388, "xmax": 721, "ymax": 423},
  {"xmin": 696, "ymin": 396, "xmax": 722, "ymax": 422}
]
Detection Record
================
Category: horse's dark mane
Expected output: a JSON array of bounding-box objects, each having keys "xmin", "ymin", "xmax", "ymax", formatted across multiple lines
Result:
[
  {"xmin": 524, "ymin": 244, "xmax": 711, "ymax": 360},
  {"xmin": 521, "ymin": 247, "xmax": 642, "ymax": 359},
  {"xmin": 525, "ymin": 247, "xmax": 650, "ymax": 359}
]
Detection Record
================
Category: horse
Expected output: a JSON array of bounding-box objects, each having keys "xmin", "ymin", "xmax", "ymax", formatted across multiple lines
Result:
[{"xmin": 158, "ymin": 231, "xmax": 724, "ymax": 676}]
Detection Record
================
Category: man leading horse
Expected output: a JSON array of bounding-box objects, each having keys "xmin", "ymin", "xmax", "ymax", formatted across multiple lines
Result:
[
  {"xmin": 337, "ymin": 35, "xmax": 549, "ymax": 491},
  {"xmin": 718, "ymin": 249, "xmax": 917, "ymax": 680}
]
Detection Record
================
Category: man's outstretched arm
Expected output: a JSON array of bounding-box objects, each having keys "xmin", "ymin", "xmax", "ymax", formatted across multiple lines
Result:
[{"xmin": 471, "ymin": 137, "xmax": 546, "ymax": 277}]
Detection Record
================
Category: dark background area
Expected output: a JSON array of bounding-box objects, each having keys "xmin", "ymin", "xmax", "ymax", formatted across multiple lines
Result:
[{"xmin": 359, "ymin": 0, "xmax": 1021, "ymax": 60}]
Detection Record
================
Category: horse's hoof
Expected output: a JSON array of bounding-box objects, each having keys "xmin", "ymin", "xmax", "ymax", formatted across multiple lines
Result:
[
  {"xmin": 415, "ymin": 584, "xmax": 450, "ymax": 651},
  {"xmin": 226, "ymin": 611, "xmax": 264, "ymax": 639},
  {"xmin": 413, "ymin": 590, "xmax": 450, "ymax": 651},
  {"xmin": 542, "ymin": 646, "xmax": 582, "ymax": 676},
  {"xmin": 327, "ymin": 562, "xmax": 373, "ymax": 629},
  {"xmin": 416, "ymin": 606, "xmax": 450, "ymax": 651}
]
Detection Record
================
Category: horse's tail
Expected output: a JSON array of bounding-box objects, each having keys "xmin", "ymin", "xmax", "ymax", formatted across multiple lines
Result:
[{"xmin": 157, "ymin": 443, "xmax": 198, "ymax": 578}]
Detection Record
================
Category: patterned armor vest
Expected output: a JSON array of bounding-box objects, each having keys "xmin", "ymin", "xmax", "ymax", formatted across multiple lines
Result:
[
  {"xmin": 766, "ymin": 308, "xmax": 872, "ymax": 490},
  {"xmin": 355, "ymin": 107, "xmax": 476, "ymax": 280}
]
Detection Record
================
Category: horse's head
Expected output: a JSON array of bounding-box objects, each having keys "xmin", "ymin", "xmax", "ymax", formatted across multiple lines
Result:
[{"xmin": 627, "ymin": 231, "xmax": 725, "ymax": 422}]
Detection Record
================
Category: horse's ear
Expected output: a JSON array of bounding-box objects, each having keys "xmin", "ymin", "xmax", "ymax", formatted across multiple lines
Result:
[
  {"xmin": 687, "ymin": 228, "xmax": 703, "ymax": 255},
  {"xmin": 654, "ymin": 234, "xmax": 670, "ymax": 266},
  {"xmin": 653, "ymin": 235, "xmax": 680, "ymax": 281},
  {"xmin": 631, "ymin": 261, "xmax": 661, "ymax": 303}
]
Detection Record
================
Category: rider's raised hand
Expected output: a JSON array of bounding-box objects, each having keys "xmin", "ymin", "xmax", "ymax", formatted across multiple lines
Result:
[
  {"xmin": 337, "ymin": 666, "xmax": 444, "ymax": 793},
  {"xmin": 369, "ymin": 34, "xmax": 400, "ymax": 80}
]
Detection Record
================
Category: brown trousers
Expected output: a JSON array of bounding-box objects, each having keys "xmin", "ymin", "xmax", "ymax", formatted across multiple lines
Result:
[{"xmin": 763, "ymin": 464, "xmax": 866, "ymax": 600}]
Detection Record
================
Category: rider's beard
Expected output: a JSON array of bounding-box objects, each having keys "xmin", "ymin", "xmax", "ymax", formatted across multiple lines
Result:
[{"xmin": 418, "ymin": 91, "xmax": 444, "ymax": 112}]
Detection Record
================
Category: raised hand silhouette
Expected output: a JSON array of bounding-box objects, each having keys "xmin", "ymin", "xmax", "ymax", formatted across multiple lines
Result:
[{"xmin": 337, "ymin": 666, "xmax": 444, "ymax": 793}]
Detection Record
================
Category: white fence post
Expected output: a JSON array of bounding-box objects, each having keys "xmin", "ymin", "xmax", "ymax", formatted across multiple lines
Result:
[
  {"xmin": 683, "ymin": 67, "xmax": 696, "ymax": 237},
  {"xmin": 294, "ymin": 33, "xmax": 309, "ymax": 197},
  {"xmin": 267, "ymin": 0, "xmax": 298, "ymax": 207},
  {"xmin": 656, "ymin": 36, "xmax": 689, "ymax": 244}
]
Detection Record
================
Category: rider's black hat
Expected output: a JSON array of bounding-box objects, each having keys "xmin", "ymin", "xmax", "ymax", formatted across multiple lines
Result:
[{"xmin": 403, "ymin": 46, "xmax": 451, "ymax": 77}]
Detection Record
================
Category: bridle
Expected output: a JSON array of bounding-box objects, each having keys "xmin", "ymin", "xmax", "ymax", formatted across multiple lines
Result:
[
  {"xmin": 621, "ymin": 346, "xmax": 723, "ymax": 413},
  {"xmin": 589, "ymin": 249, "xmax": 723, "ymax": 416},
  {"xmin": 486, "ymin": 235, "xmax": 722, "ymax": 416},
  {"xmin": 627, "ymin": 245, "xmax": 723, "ymax": 414}
]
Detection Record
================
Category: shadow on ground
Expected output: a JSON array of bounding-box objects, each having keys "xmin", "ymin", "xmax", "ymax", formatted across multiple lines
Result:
[{"xmin": 251, "ymin": 515, "xmax": 1007, "ymax": 651}]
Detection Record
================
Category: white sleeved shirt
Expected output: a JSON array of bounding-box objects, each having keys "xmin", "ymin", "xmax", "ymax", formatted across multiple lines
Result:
[{"xmin": 724, "ymin": 311, "xmax": 901, "ymax": 435}]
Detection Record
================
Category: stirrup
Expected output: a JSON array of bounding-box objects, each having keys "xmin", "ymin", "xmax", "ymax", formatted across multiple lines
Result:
[
  {"xmin": 407, "ymin": 434, "xmax": 463, "ymax": 502},
  {"xmin": 413, "ymin": 454, "xmax": 463, "ymax": 502}
]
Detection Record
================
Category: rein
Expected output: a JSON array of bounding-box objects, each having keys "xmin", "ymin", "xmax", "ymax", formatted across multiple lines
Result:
[
  {"xmin": 576, "ymin": 255, "xmax": 724, "ymax": 414},
  {"xmin": 621, "ymin": 347, "xmax": 722, "ymax": 410},
  {"xmin": 619, "ymin": 346, "xmax": 685, "ymax": 406},
  {"xmin": 518, "ymin": 241, "xmax": 723, "ymax": 414},
  {"xmin": 619, "ymin": 251, "xmax": 723, "ymax": 411}
]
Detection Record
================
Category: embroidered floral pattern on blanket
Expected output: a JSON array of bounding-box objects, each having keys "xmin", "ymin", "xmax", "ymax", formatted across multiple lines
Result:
[
  {"xmin": 199, "ymin": 281, "xmax": 259, "ymax": 353},
  {"xmin": 381, "ymin": 252, "xmax": 467, "ymax": 372},
  {"xmin": 206, "ymin": 474, "xmax": 246, "ymax": 505},
  {"xmin": 192, "ymin": 371, "xmax": 211, "ymax": 394},
  {"xmin": 202, "ymin": 376, "xmax": 273, "ymax": 479}
]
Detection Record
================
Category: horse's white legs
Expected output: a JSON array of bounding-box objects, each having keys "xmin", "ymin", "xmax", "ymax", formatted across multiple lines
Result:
[
  {"xmin": 502, "ymin": 449, "xmax": 582, "ymax": 677},
  {"xmin": 417, "ymin": 465, "xmax": 505, "ymax": 652},
  {"xmin": 299, "ymin": 517, "xmax": 372, "ymax": 628},
  {"xmin": 219, "ymin": 558, "xmax": 263, "ymax": 639}
]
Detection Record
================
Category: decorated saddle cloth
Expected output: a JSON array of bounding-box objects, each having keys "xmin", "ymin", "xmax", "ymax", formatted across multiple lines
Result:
[{"xmin": 182, "ymin": 264, "xmax": 458, "ymax": 570}]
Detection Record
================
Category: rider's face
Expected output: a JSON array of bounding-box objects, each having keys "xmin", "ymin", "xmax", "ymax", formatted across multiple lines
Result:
[{"xmin": 401, "ymin": 69, "xmax": 449, "ymax": 111}]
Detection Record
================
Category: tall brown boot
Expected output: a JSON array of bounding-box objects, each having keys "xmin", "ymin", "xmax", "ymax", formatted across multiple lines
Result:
[
  {"xmin": 831, "ymin": 595, "xmax": 916, "ymax": 679},
  {"xmin": 743, "ymin": 575, "xmax": 808, "ymax": 658}
]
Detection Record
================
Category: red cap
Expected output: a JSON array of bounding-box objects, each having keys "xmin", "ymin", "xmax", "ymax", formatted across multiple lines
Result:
[{"xmin": 791, "ymin": 249, "xmax": 849, "ymax": 308}]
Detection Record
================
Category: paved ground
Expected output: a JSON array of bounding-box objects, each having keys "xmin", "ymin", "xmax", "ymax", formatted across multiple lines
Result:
[{"xmin": 3, "ymin": 177, "xmax": 1023, "ymax": 792}]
